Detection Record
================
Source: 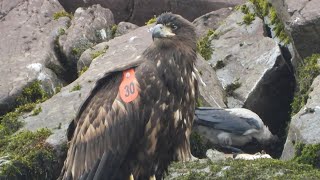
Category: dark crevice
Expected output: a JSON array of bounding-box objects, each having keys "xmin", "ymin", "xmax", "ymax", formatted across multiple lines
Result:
[
  {"xmin": 265, "ymin": 24, "xmax": 272, "ymax": 38},
  {"xmin": 125, "ymin": 0, "xmax": 135, "ymax": 22}
]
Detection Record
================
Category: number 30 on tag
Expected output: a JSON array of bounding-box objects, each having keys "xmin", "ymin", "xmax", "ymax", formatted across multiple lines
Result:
[{"xmin": 119, "ymin": 68, "xmax": 139, "ymax": 103}]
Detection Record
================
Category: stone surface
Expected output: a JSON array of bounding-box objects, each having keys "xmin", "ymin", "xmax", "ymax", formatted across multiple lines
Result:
[
  {"xmin": 115, "ymin": 21, "xmax": 139, "ymax": 37},
  {"xmin": 58, "ymin": 4, "xmax": 114, "ymax": 76},
  {"xmin": 57, "ymin": 0, "xmax": 245, "ymax": 25},
  {"xmin": 193, "ymin": 7, "xmax": 233, "ymax": 38},
  {"xmin": 282, "ymin": 74, "xmax": 320, "ymax": 160},
  {"xmin": 269, "ymin": 0, "xmax": 320, "ymax": 59},
  {"xmin": 208, "ymin": 9, "xmax": 295, "ymax": 151},
  {"xmin": 0, "ymin": 0, "xmax": 69, "ymax": 115}
]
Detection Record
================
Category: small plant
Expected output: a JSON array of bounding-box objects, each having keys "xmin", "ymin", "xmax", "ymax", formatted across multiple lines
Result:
[
  {"xmin": 197, "ymin": 29, "xmax": 215, "ymax": 60},
  {"xmin": 241, "ymin": 5, "xmax": 250, "ymax": 14},
  {"xmin": 78, "ymin": 66, "xmax": 89, "ymax": 76},
  {"xmin": 16, "ymin": 81, "xmax": 48, "ymax": 106},
  {"xmin": 243, "ymin": 13, "xmax": 256, "ymax": 25},
  {"xmin": 291, "ymin": 54, "xmax": 320, "ymax": 115},
  {"xmin": 111, "ymin": 24, "xmax": 118, "ymax": 38},
  {"xmin": 55, "ymin": 86, "xmax": 62, "ymax": 94},
  {"xmin": 145, "ymin": 15, "xmax": 157, "ymax": 25},
  {"xmin": 90, "ymin": 46, "xmax": 108, "ymax": 60},
  {"xmin": 225, "ymin": 80, "xmax": 241, "ymax": 96},
  {"xmin": 32, "ymin": 107, "xmax": 42, "ymax": 116},
  {"xmin": 70, "ymin": 83, "xmax": 81, "ymax": 92},
  {"xmin": 58, "ymin": 28, "xmax": 65, "ymax": 35},
  {"xmin": 214, "ymin": 60, "xmax": 225, "ymax": 70},
  {"xmin": 53, "ymin": 11, "xmax": 73, "ymax": 20},
  {"xmin": 294, "ymin": 143, "xmax": 320, "ymax": 168}
]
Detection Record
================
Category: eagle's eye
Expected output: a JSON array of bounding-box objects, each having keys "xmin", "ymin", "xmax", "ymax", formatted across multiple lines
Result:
[{"xmin": 171, "ymin": 24, "xmax": 178, "ymax": 30}]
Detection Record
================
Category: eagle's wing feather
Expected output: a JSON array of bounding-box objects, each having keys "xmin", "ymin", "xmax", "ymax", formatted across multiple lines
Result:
[{"xmin": 61, "ymin": 71, "xmax": 143, "ymax": 180}]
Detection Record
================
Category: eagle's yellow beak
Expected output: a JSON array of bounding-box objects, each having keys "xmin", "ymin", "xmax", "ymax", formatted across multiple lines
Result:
[{"xmin": 152, "ymin": 24, "xmax": 175, "ymax": 40}]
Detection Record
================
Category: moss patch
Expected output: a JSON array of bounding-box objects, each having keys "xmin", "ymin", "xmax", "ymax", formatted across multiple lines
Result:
[
  {"xmin": 190, "ymin": 132, "xmax": 212, "ymax": 158},
  {"xmin": 197, "ymin": 29, "xmax": 215, "ymax": 60},
  {"xmin": 249, "ymin": 0, "xmax": 290, "ymax": 44},
  {"xmin": 166, "ymin": 158, "xmax": 320, "ymax": 179},
  {"xmin": 238, "ymin": 4, "xmax": 255, "ymax": 25},
  {"xmin": 90, "ymin": 46, "xmax": 108, "ymax": 60},
  {"xmin": 291, "ymin": 54, "xmax": 320, "ymax": 115},
  {"xmin": 53, "ymin": 11, "xmax": 73, "ymax": 20},
  {"xmin": 70, "ymin": 83, "xmax": 81, "ymax": 92},
  {"xmin": 16, "ymin": 81, "xmax": 48, "ymax": 106},
  {"xmin": 31, "ymin": 107, "xmax": 42, "ymax": 116},
  {"xmin": 225, "ymin": 81, "xmax": 241, "ymax": 96},
  {"xmin": 111, "ymin": 24, "xmax": 118, "ymax": 38},
  {"xmin": 78, "ymin": 66, "xmax": 89, "ymax": 77},
  {"xmin": 0, "ymin": 128, "xmax": 58, "ymax": 179},
  {"xmin": 145, "ymin": 15, "xmax": 157, "ymax": 25},
  {"xmin": 294, "ymin": 143, "xmax": 320, "ymax": 168}
]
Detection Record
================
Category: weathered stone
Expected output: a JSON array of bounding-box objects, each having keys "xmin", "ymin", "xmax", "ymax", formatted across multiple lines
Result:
[
  {"xmin": 195, "ymin": 55, "xmax": 226, "ymax": 108},
  {"xmin": 282, "ymin": 74, "xmax": 320, "ymax": 160},
  {"xmin": 57, "ymin": 0, "xmax": 245, "ymax": 25},
  {"xmin": 58, "ymin": 4, "xmax": 114, "ymax": 76},
  {"xmin": 193, "ymin": 7, "xmax": 233, "ymax": 38},
  {"xmin": 269, "ymin": 0, "xmax": 320, "ymax": 59},
  {"xmin": 0, "ymin": 0, "xmax": 68, "ymax": 115},
  {"xmin": 208, "ymin": 9, "xmax": 295, "ymax": 153},
  {"xmin": 115, "ymin": 22, "xmax": 139, "ymax": 37}
]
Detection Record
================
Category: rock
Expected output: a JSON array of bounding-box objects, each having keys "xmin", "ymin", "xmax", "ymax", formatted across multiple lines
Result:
[
  {"xmin": 269, "ymin": 0, "xmax": 320, "ymax": 58},
  {"xmin": 0, "ymin": 0, "xmax": 68, "ymax": 115},
  {"xmin": 57, "ymin": 0, "xmax": 245, "ymax": 25},
  {"xmin": 58, "ymin": 4, "xmax": 114, "ymax": 76},
  {"xmin": 234, "ymin": 152, "xmax": 272, "ymax": 160},
  {"xmin": 208, "ymin": 8, "xmax": 295, "ymax": 150},
  {"xmin": 193, "ymin": 7, "xmax": 233, "ymax": 38},
  {"xmin": 115, "ymin": 22, "xmax": 139, "ymax": 37},
  {"xmin": 195, "ymin": 55, "xmax": 226, "ymax": 108},
  {"xmin": 206, "ymin": 149, "xmax": 231, "ymax": 161},
  {"xmin": 282, "ymin": 75, "xmax": 320, "ymax": 160}
]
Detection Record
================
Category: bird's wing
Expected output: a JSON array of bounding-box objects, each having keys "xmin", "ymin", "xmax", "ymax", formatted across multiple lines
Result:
[
  {"xmin": 60, "ymin": 70, "xmax": 144, "ymax": 180},
  {"xmin": 194, "ymin": 107, "xmax": 261, "ymax": 135}
]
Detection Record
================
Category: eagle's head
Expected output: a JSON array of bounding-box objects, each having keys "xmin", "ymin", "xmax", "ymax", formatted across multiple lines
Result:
[{"xmin": 151, "ymin": 13, "xmax": 196, "ymax": 50}]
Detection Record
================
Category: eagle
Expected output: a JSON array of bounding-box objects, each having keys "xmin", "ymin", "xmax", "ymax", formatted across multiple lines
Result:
[{"xmin": 59, "ymin": 13, "xmax": 198, "ymax": 180}]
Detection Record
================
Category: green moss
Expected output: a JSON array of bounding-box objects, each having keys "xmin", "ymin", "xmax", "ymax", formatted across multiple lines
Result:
[
  {"xmin": 240, "ymin": 5, "xmax": 250, "ymax": 14},
  {"xmin": 58, "ymin": 28, "xmax": 65, "ymax": 36},
  {"xmin": 111, "ymin": 24, "xmax": 118, "ymax": 38},
  {"xmin": 70, "ymin": 83, "xmax": 81, "ymax": 92},
  {"xmin": 16, "ymin": 81, "xmax": 48, "ymax": 106},
  {"xmin": 53, "ymin": 11, "xmax": 73, "ymax": 20},
  {"xmin": 291, "ymin": 54, "xmax": 320, "ymax": 115},
  {"xmin": 90, "ymin": 46, "xmax": 108, "ymax": 60},
  {"xmin": 0, "ymin": 112, "xmax": 23, "ymax": 138},
  {"xmin": 215, "ymin": 60, "xmax": 225, "ymax": 70},
  {"xmin": 0, "ymin": 128, "xmax": 58, "ymax": 179},
  {"xmin": 78, "ymin": 66, "xmax": 89, "ymax": 76},
  {"xmin": 167, "ymin": 158, "xmax": 320, "ymax": 179},
  {"xmin": 31, "ymin": 107, "xmax": 42, "ymax": 116},
  {"xmin": 145, "ymin": 15, "xmax": 157, "ymax": 25},
  {"xmin": 225, "ymin": 81, "xmax": 241, "ymax": 96},
  {"xmin": 197, "ymin": 29, "xmax": 215, "ymax": 60},
  {"xmin": 190, "ymin": 132, "xmax": 212, "ymax": 158},
  {"xmin": 55, "ymin": 86, "xmax": 62, "ymax": 94},
  {"xmin": 294, "ymin": 143, "xmax": 320, "ymax": 168},
  {"xmin": 243, "ymin": 13, "xmax": 255, "ymax": 25}
]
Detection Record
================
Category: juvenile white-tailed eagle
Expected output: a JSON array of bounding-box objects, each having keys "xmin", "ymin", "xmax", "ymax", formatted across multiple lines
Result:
[{"xmin": 59, "ymin": 13, "xmax": 198, "ymax": 180}]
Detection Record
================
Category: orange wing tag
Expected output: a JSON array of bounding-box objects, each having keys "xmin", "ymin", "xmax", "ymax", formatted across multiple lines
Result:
[{"xmin": 119, "ymin": 68, "xmax": 139, "ymax": 103}]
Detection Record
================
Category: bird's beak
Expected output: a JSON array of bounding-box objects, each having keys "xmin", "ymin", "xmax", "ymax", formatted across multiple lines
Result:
[{"xmin": 152, "ymin": 24, "xmax": 175, "ymax": 40}]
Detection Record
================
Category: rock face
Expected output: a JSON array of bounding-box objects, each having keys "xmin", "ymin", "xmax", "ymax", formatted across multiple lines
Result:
[
  {"xmin": 0, "ymin": 0, "xmax": 68, "ymax": 115},
  {"xmin": 58, "ymin": 4, "xmax": 114, "ymax": 79},
  {"xmin": 269, "ymin": 0, "xmax": 320, "ymax": 59},
  {"xmin": 193, "ymin": 7, "xmax": 233, "ymax": 37},
  {"xmin": 208, "ymin": 8, "xmax": 295, "ymax": 138},
  {"xmin": 57, "ymin": 0, "xmax": 245, "ymax": 25},
  {"xmin": 282, "ymin": 73, "xmax": 320, "ymax": 160},
  {"xmin": 115, "ymin": 22, "xmax": 139, "ymax": 37}
]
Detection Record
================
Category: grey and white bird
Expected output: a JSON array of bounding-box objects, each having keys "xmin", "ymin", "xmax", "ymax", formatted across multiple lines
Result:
[{"xmin": 194, "ymin": 107, "xmax": 278, "ymax": 152}]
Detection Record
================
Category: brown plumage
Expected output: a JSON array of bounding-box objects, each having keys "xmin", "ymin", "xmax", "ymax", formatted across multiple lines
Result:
[{"xmin": 59, "ymin": 13, "xmax": 198, "ymax": 180}]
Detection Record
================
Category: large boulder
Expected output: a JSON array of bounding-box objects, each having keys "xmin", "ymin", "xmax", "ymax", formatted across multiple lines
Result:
[
  {"xmin": 115, "ymin": 22, "xmax": 139, "ymax": 37},
  {"xmin": 58, "ymin": 4, "xmax": 115, "ymax": 77},
  {"xmin": 0, "ymin": 0, "xmax": 69, "ymax": 115},
  {"xmin": 57, "ymin": 0, "xmax": 245, "ymax": 25},
  {"xmin": 193, "ymin": 7, "xmax": 233, "ymax": 38},
  {"xmin": 282, "ymin": 72, "xmax": 320, "ymax": 160},
  {"xmin": 207, "ymin": 7, "xmax": 295, "ymax": 152},
  {"xmin": 269, "ymin": 0, "xmax": 320, "ymax": 59}
]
